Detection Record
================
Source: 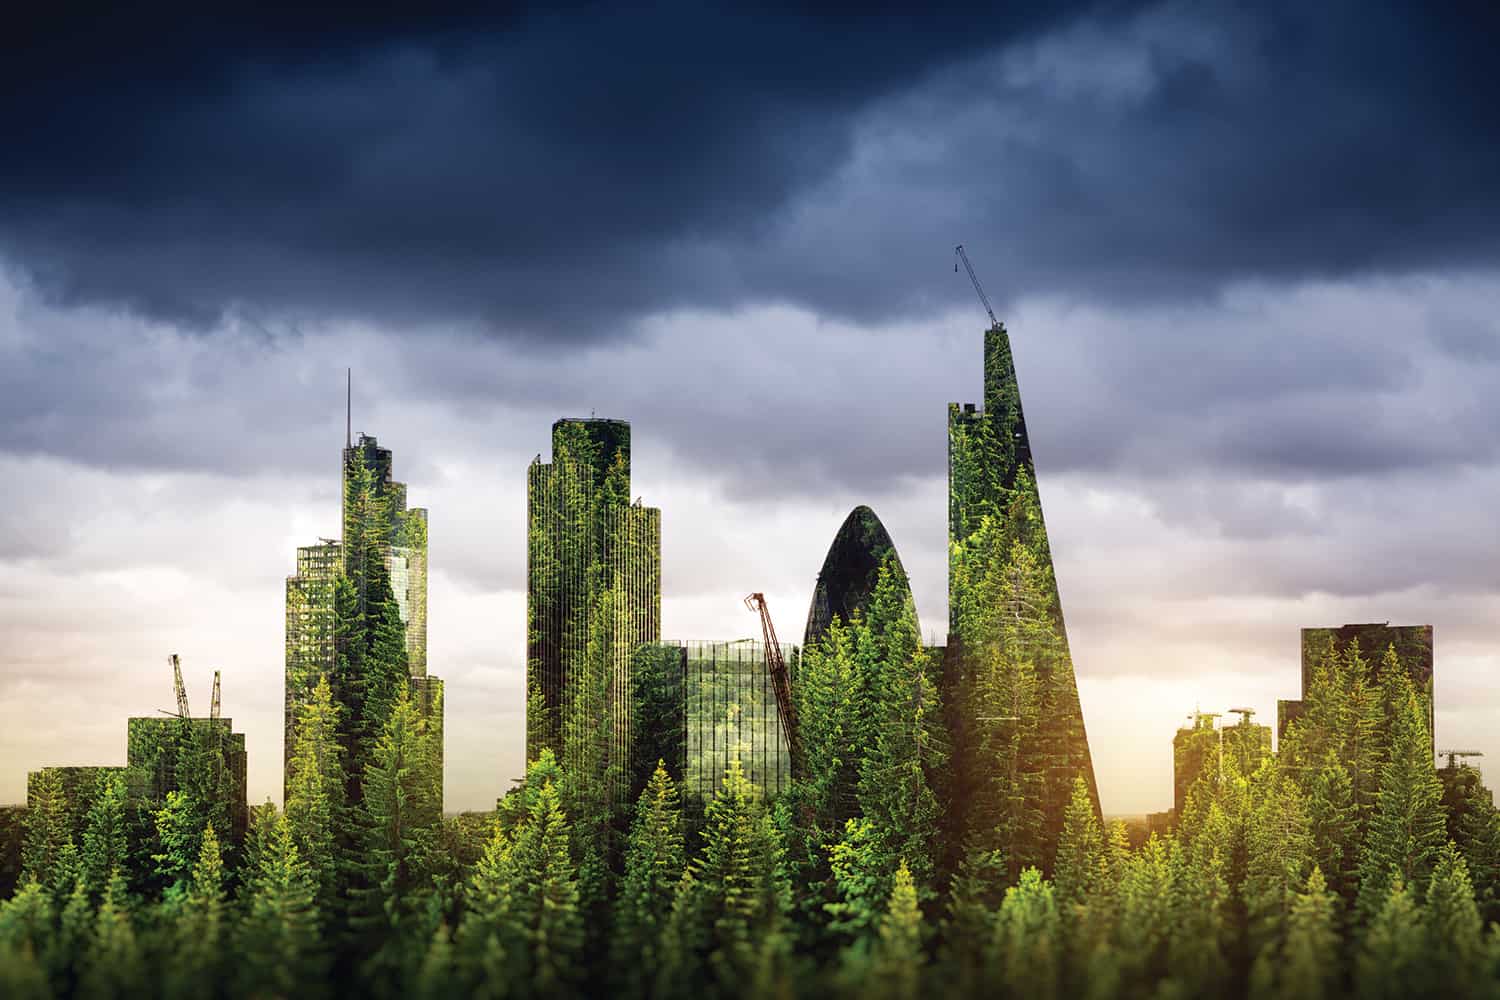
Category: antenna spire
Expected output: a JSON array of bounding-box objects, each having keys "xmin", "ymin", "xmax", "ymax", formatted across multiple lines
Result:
[{"xmin": 346, "ymin": 368, "xmax": 351, "ymax": 449}]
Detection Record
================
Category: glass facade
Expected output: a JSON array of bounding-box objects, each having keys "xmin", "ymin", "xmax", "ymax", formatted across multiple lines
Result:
[
  {"xmin": 527, "ymin": 419, "xmax": 662, "ymax": 799},
  {"xmin": 284, "ymin": 540, "xmax": 341, "ymax": 795},
  {"xmin": 680, "ymin": 640, "xmax": 799, "ymax": 801},
  {"xmin": 947, "ymin": 325, "xmax": 1099, "ymax": 814}
]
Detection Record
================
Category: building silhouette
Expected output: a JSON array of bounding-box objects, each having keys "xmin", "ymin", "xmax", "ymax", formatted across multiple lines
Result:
[
  {"xmin": 945, "ymin": 325, "xmax": 1100, "ymax": 829},
  {"xmin": 527, "ymin": 418, "xmax": 661, "ymax": 795},
  {"xmin": 804, "ymin": 505, "xmax": 914, "ymax": 649},
  {"xmin": 1277, "ymin": 623, "xmax": 1434, "ymax": 754},
  {"xmin": 283, "ymin": 429, "xmax": 442, "ymax": 808}
]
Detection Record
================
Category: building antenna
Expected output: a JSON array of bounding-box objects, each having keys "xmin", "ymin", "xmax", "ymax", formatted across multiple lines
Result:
[{"xmin": 346, "ymin": 368, "xmax": 352, "ymax": 449}]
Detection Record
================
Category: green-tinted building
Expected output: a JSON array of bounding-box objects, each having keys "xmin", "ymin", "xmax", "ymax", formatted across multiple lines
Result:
[
  {"xmin": 630, "ymin": 639, "xmax": 799, "ymax": 802},
  {"xmin": 946, "ymin": 325, "xmax": 1100, "ymax": 830},
  {"xmin": 1277, "ymin": 623, "xmax": 1435, "ymax": 754},
  {"xmin": 284, "ymin": 539, "xmax": 341, "ymax": 792},
  {"xmin": 283, "ymin": 430, "xmax": 442, "ymax": 809},
  {"xmin": 527, "ymin": 418, "xmax": 661, "ymax": 795},
  {"xmin": 804, "ymin": 505, "xmax": 914, "ymax": 649},
  {"xmin": 28, "ymin": 711, "xmax": 249, "ymax": 848}
]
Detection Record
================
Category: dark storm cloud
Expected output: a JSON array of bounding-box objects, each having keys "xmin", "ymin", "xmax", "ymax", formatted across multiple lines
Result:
[{"xmin": 5, "ymin": 2, "xmax": 1499, "ymax": 337}]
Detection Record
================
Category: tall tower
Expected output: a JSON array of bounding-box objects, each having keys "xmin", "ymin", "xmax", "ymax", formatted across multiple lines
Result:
[
  {"xmin": 283, "ymin": 427, "xmax": 442, "ymax": 809},
  {"xmin": 527, "ymin": 418, "xmax": 661, "ymax": 794},
  {"xmin": 946, "ymin": 325, "xmax": 1100, "ymax": 825}
]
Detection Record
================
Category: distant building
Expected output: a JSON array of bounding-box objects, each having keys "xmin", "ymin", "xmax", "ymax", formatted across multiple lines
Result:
[
  {"xmin": 1277, "ymin": 623, "xmax": 1434, "ymax": 753},
  {"xmin": 804, "ymin": 505, "xmax": 913, "ymax": 648},
  {"xmin": 28, "ymin": 711, "xmax": 249, "ymax": 847},
  {"xmin": 527, "ymin": 418, "xmax": 661, "ymax": 796},
  {"xmin": 1173, "ymin": 713, "xmax": 1220, "ymax": 818},
  {"xmin": 631, "ymin": 639, "xmax": 800, "ymax": 802},
  {"xmin": 284, "ymin": 540, "xmax": 341, "ymax": 792}
]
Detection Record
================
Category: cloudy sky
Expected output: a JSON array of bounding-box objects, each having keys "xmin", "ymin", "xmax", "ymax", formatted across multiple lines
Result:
[{"xmin": 3, "ymin": 2, "xmax": 1499, "ymax": 815}]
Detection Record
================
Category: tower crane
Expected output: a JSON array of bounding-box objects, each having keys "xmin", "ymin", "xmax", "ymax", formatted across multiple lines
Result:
[
  {"xmin": 744, "ymin": 592, "xmax": 803, "ymax": 778},
  {"xmin": 1441, "ymin": 749, "xmax": 1484, "ymax": 770},
  {"xmin": 955, "ymin": 244, "xmax": 999, "ymax": 329},
  {"xmin": 171, "ymin": 654, "xmax": 190, "ymax": 719},
  {"xmin": 210, "ymin": 670, "xmax": 221, "ymax": 721},
  {"xmin": 1228, "ymin": 707, "xmax": 1256, "ymax": 726}
]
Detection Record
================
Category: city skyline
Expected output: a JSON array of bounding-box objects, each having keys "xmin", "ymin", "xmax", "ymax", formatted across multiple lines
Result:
[{"xmin": 5, "ymin": 5, "xmax": 1500, "ymax": 818}]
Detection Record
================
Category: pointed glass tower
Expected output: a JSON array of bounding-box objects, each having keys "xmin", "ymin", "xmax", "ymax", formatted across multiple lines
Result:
[{"xmin": 947, "ymin": 325, "xmax": 1100, "ymax": 833}]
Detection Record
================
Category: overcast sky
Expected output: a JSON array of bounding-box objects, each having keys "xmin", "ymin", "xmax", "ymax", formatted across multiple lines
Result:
[{"xmin": 3, "ymin": 2, "xmax": 1499, "ymax": 815}]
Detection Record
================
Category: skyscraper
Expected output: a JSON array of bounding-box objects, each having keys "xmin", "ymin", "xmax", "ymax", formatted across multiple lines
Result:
[
  {"xmin": 946, "ymin": 325, "xmax": 1100, "ymax": 827},
  {"xmin": 283, "ymin": 428, "xmax": 442, "ymax": 808},
  {"xmin": 804, "ymin": 505, "xmax": 915, "ymax": 649},
  {"xmin": 527, "ymin": 418, "xmax": 661, "ymax": 795}
]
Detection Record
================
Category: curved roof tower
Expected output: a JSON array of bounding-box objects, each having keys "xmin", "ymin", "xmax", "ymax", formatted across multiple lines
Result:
[{"xmin": 803, "ymin": 505, "xmax": 917, "ymax": 649}]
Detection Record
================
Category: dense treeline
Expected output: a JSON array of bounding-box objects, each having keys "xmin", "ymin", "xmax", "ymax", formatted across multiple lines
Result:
[{"xmin": 6, "ymin": 438, "xmax": 1500, "ymax": 996}]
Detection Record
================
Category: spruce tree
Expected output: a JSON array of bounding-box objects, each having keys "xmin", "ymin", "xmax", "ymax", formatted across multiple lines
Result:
[
  {"xmin": 1250, "ymin": 866, "xmax": 1339, "ymax": 1000},
  {"xmin": 162, "ymin": 823, "xmax": 224, "ymax": 1000},
  {"xmin": 79, "ymin": 869, "xmax": 143, "ymax": 1000},
  {"xmin": 864, "ymin": 860, "xmax": 923, "ymax": 1000},
  {"xmin": 612, "ymin": 761, "xmax": 685, "ymax": 998},
  {"xmin": 1355, "ymin": 879, "xmax": 1426, "ymax": 1000},
  {"xmin": 1425, "ymin": 843, "xmax": 1484, "ymax": 996},
  {"xmin": 20, "ymin": 769, "xmax": 73, "ymax": 896},
  {"xmin": 663, "ymin": 759, "xmax": 788, "ymax": 999},
  {"xmin": 286, "ymin": 675, "xmax": 345, "ymax": 911},
  {"xmin": 238, "ymin": 805, "xmax": 324, "ymax": 999},
  {"xmin": 994, "ymin": 867, "xmax": 1061, "ymax": 1000},
  {"xmin": 1356, "ymin": 681, "xmax": 1445, "ymax": 922},
  {"xmin": 1054, "ymin": 775, "xmax": 1104, "ymax": 913},
  {"xmin": 79, "ymin": 772, "xmax": 128, "ymax": 906}
]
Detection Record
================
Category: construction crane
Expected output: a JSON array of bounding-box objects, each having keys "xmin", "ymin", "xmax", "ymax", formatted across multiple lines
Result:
[
  {"xmin": 744, "ymin": 592, "xmax": 803, "ymax": 778},
  {"xmin": 1228, "ymin": 707, "xmax": 1256, "ymax": 726},
  {"xmin": 955, "ymin": 244, "xmax": 998, "ymax": 329},
  {"xmin": 210, "ymin": 671, "xmax": 221, "ymax": 721},
  {"xmin": 171, "ymin": 654, "xmax": 190, "ymax": 719},
  {"xmin": 1441, "ymin": 750, "xmax": 1485, "ymax": 769}
]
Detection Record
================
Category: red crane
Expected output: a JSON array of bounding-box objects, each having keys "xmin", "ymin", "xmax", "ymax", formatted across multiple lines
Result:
[{"xmin": 744, "ymin": 592, "xmax": 803, "ymax": 778}]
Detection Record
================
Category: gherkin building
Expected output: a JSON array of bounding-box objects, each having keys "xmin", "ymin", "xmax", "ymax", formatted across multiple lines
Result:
[
  {"xmin": 804, "ymin": 504, "xmax": 916, "ymax": 649},
  {"xmin": 947, "ymin": 325, "xmax": 1100, "ymax": 844}
]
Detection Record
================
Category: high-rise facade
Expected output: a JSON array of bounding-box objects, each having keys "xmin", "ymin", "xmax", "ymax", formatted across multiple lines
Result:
[
  {"xmin": 946, "ymin": 325, "xmax": 1100, "ymax": 823},
  {"xmin": 527, "ymin": 418, "xmax": 661, "ymax": 794},
  {"xmin": 283, "ymin": 540, "xmax": 340, "ymax": 788},
  {"xmin": 283, "ymin": 430, "xmax": 442, "ymax": 808},
  {"xmin": 1277, "ymin": 622, "xmax": 1434, "ymax": 752}
]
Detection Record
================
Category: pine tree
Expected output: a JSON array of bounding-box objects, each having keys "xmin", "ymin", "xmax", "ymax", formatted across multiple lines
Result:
[
  {"xmin": 1356, "ymin": 680, "xmax": 1446, "ymax": 923},
  {"xmin": 79, "ymin": 772, "xmax": 128, "ymax": 905},
  {"xmin": 1305, "ymin": 752, "xmax": 1358, "ymax": 904},
  {"xmin": 1250, "ymin": 866, "xmax": 1339, "ymax": 1000},
  {"xmin": 79, "ymin": 869, "xmax": 143, "ymax": 1000},
  {"xmin": 286, "ymin": 675, "xmax": 345, "ymax": 911},
  {"xmin": 238, "ymin": 804, "xmax": 324, "ymax": 999},
  {"xmin": 1425, "ymin": 843, "xmax": 1484, "ymax": 996},
  {"xmin": 864, "ymin": 860, "xmax": 923, "ymax": 1000},
  {"xmin": 1054, "ymin": 776, "xmax": 1103, "ymax": 914},
  {"xmin": 994, "ymin": 867, "xmax": 1061, "ymax": 1000},
  {"xmin": 612, "ymin": 761, "xmax": 685, "ymax": 998},
  {"xmin": 161, "ymin": 823, "xmax": 224, "ymax": 1000},
  {"xmin": 151, "ymin": 790, "xmax": 203, "ymax": 898},
  {"xmin": 1355, "ymin": 879, "xmax": 1426, "ymax": 1000},
  {"xmin": 662, "ymin": 759, "xmax": 787, "ymax": 999},
  {"xmin": 20, "ymin": 769, "xmax": 73, "ymax": 895},
  {"xmin": 354, "ymin": 686, "xmax": 441, "ymax": 987}
]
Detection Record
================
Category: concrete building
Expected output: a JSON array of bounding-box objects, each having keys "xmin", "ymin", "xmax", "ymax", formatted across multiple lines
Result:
[{"xmin": 527, "ymin": 418, "xmax": 661, "ymax": 795}]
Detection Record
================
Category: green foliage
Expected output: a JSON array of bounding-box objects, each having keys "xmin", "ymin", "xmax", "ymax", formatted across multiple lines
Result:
[
  {"xmin": 1355, "ymin": 879, "xmax": 1426, "ymax": 1000},
  {"xmin": 21, "ymin": 770, "xmax": 73, "ymax": 895},
  {"xmin": 612, "ymin": 761, "xmax": 685, "ymax": 998},
  {"xmin": 238, "ymin": 804, "xmax": 325, "ymax": 999},
  {"xmin": 286, "ymin": 675, "xmax": 345, "ymax": 910}
]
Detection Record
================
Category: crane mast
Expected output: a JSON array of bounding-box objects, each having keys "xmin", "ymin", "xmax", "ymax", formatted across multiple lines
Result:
[
  {"xmin": 744, "ymin": 592, "xmax": 803, "ymax": 778},
  {"xmin": 170, "ymin": 653, "xmax": 190, "ymax": 718}
]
